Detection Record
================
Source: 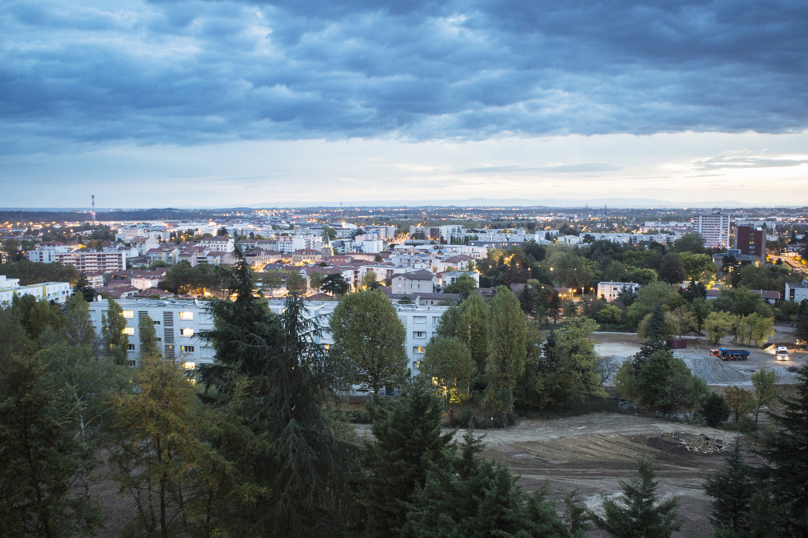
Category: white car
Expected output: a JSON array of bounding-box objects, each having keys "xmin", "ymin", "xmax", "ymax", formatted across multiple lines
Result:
[{"xmin": 775, "ymin": 346, "xmax": 789, "ymax": 361}]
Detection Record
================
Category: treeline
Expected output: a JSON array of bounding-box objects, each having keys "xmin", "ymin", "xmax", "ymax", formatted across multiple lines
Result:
[{"xmin": 0, "ymin": 259, "xmax": 79, "ymax": 285}]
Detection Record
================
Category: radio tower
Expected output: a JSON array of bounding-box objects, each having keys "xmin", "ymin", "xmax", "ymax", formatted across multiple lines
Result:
[{"xmin": 91, "ymin": 195, "xmax": 96, "ymax": 224}]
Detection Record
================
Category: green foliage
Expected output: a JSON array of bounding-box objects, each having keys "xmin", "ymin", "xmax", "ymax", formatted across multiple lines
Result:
[
  {"xmin": 108, "ymin": 354, "xmax": 209, "ymax": 538},
  {"xmin": 724, "ymin": 386, "xmax": 754, "ymax": 423},
  {"xmin": 679, "ymin": 252, "xmax": 716, "ymax": 280},
  {"xmin": 0, "ymin": 354, "xmax": 102, "ymax": 538},
  {"xmin": 596, "ymin": 304, "xmax": 623, "ymax": 325},
  {"xmin": 0, "ymin": 259, "xmax": 79, "ymax": 286},
  {"xmin": 704, "ymin": 442, "xmax": 755, "ymax": 534},
  {"xmin": 261, "ymin": 268, "xmax": 283, "ymax": 294},
  {"xmin": 331, "ymin": 289, "xmax": 407, "ymax": 393},
  {"xmin": 705, "ymin": 311, "xmax": 735, "ymax": 345},
  {"xmin": 360, "ymin": 379, "xmax": 453, "ymax": 538},
  {"xmin": 713, "ymin": 287, "xmax": 773, "ymax": 318},
  {"xmin": 285, "ymin": 269, "xmax": 306, "ymax": 293},
  {"xmin": 160, "ymin": 261, "xmax": 222, "ymax": 295},
  {"xmin": 615, "ymin": 362, "xmax": 637, "ymax": 400},
  {"xmin": 518, "ymin": 317, "xmax": 605, "ymax": 410},
  {"xmin": 485, "ymin": 286, "xmax": 528, "ymax": 412},
  {"xmin": 546, "ymin": 250, "xmax": 595, "ymax": 288},
  {"xmin": 102, "ymin": 298, "xmax": 129, "ymax": 366},
  {"xmin": 637, "ymin": 350, "xmax": 703, "ymax": 415},
  {"xmin": 795, "ymin": 308, "xmax": 808, "ymax": 342},
  {"xmin": 590, "ymin": 459, "xmax": 682, "ymax": 538},
  {"xmin": 203, "ymin": 253, "xmax": 357, "ymax": 537},
  {"xmin": 444, "ymin": 274, "xmax": 477, "ymax": 299},
  {"xmin": 756, "ymin": 365, "xmax": 808, "ymax": 537},
  {"xmin": 671, "ymin": 233, "xmax": 706, "ymax": 254},
  {"xmin": 687, "ymin": 297, "xmax": 712, "ymax": 333},
  {"xmin": 701, "ymin": 393, "xmax": 731, "ymax": 427},
  {"xmin": 658, "ymin": 252, "xmax": 686, "ymax": 284},
  {"xmin": 638, "ymin": 301, "xmax": 669, "ymax": 340},
  {"xmin": 11, "ymin": 294, "xmax": 64, "ymax": 341},
  {"xmin": 403, "ymin": 430, "xmax": 585, "ymax": 538},
  {"xmin": 321, "ymin": 273, "xmax": 350, "ymax": 296},
  {"xmin": 138, "ymin": 313, "xmax": 159, "ymax": 358},
  {"xmin": 421, "ymin": 336, "xmax": 476, "ymax": 400}
]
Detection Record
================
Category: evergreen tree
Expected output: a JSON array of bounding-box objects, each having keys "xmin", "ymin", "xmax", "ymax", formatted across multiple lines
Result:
[
  {"xmin": 360, "ymin": 379, "xmax": 453, "ymax": 538},
  {"xmin": 796, "ymin": 308, "xmax": 808, "ymax": 343},
  {"xmin": 757, "ymin": 365, "xmax": 808, "ymax": 537},
  {"xmin": 402, "ymin": 430, "xmax": 579, "ymax": 538},
  {"xmin": 590, "ymin": 459, "xmax": 682, "ymax": 538},
  {"xmin": 646, "ymin": 301, "xmax": 666, "ymax": 341},
  {"xmin": 200, "ymin": 247, "xmax": 356, "ymax": 537},
  {"xmin": 704, "ymin": 441, "xmax": 755, "ymax": 536},
  {"xmin": 74, "ymin": 273, "xmax": 96, "ymax": 303},
  {"xmin": 701, "ymin": 393, "xmax": 731, "ymax": 428},
  {"xmin": 0, "ymin": 355, "xmax": 101, "ymax": 538}
]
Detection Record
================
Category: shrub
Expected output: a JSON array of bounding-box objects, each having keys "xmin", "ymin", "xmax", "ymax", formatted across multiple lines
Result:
[{"xmin": 701, "ymin": 393, "xmax": 731, "ymax": 428}]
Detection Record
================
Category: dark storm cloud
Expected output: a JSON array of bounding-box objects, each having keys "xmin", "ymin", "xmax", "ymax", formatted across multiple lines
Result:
[{"xmin": 1, "ymin": 0, "xmax": 806, "ymax": 153}]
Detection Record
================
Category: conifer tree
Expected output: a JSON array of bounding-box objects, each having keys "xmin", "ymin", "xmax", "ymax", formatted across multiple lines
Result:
[
  {"xmin": 757, "ymin": 365, "xmax": 808, "ymax": 537},
  {"xmin": 590, "ymin": 459, "xmax": 682, "ymax": 538},
  {"xmin": 360, "ymin": 378, "xmax": 453, "ymax": 538},
  {"xmin": 402, "ymin": 430, "xmax": 579, "ymax": 538},
  {"xmin": 646, "ymin": 301, "xmax": 666, "ymax": 341},
  {"xmin": 796, "ymin": 308, "xmax": 808, "ymax": 343},
  {"xmin": 704, "ymin": 441, "xmax": 755, "ymax": 536}
]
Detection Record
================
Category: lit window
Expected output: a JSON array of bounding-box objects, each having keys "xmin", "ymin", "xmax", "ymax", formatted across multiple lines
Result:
[
  {"xmin": 180, "ymin": 346, "xmax": 195, "ymax": 353},
  {"xmin": 413, "ymin": 346, "xmax": 425, "ymax": 354},
  {"xmin": 179, "ymin": 311, "xmax": 193, "ymax": 320},
  {"xmin": 122, "ymin": 327, "xmax": 134, "ymax": 336},
  {"xmin": 182, "ymin": 361, "xmax": 196, "ymax": 370},
  {"xmin": 123, "ymin": 311, "xmax": 134, "ymax": 319},
  {"xmin": 181, "ymin": 328, "xmax": 194, "ymax": 337}
]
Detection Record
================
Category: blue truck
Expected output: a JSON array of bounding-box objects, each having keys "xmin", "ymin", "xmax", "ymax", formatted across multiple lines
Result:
[{"xmin": 710, "ymin": 348, "xmax": 750, "ymax": 361}]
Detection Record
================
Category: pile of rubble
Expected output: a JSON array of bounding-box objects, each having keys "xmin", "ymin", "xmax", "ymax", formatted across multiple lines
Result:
[{"xmin": 670, "ymin": 431, "xmax": 730, "ymax": 454}]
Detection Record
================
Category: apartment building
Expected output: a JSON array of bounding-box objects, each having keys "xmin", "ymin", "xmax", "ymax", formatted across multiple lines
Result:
[
  {"xmin": 0, "ymin": 275, "xmax": 72, "ymax": 307},
  {"xmin": 597, "ymin": 281, "xmax": 641, "ymax": 302},
  {"xmin": 736, "ymin": 225, "xmax": 765, "ymax": 259},
  {"xmin": 695, "ymin": 214, "xmax": 731, "ymax": 248},
  {"xmin": 26, "ymin": 242, "xmax": 70, "ymax": 263},
  {"xmin": 785, "ymin": 280, "xmax": 808, "ymax": 304},
  {"xmin": 50, "ymin": 251, "xmax": 127, "ymax": 273},
  {"xmin": 87, "ymin": 298, "xmax": 448, "ymax": 377}
]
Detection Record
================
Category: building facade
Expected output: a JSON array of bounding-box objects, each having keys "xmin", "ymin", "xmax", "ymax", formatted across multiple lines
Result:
[
  {"xmin": 597, "ymin": 281, "xmax": 641, "ymax": 302},
  {"xmin": 0, "ymin": 275, "xmax": 72, "ymax": 307},
  {"xmin": 785, "ymin": 280, "xmax": 808, "ymax": 304},
  {"xmin": 695, "ymin": 214, "xmax": 731, "ymax": 248},
  {"xmin": 52, "ymin": 251, "xmax": 127, "ymax": 273},
  {"xmin": 736, "ymin": 225, "xmax": 765, "ymax": 258}
]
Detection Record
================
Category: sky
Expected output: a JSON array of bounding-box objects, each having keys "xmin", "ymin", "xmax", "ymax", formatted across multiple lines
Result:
[{"xmin": 1, "ymin": 0, "xmax": 807, "ymax": 208}]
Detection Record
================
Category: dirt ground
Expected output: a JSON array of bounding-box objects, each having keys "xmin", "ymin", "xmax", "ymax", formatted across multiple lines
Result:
[
  {"xmin": 592, "ymin": 330, "xmax": 807, "ymax": 386},
  {"xmin": 358, "ymin": 413, "xmax": 742, "ymax": 537}
]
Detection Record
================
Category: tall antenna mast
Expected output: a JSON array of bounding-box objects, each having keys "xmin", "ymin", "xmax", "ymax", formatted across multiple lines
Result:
[{"xmin": 91, "ymin": 195, "xmax": 96, "ymax": 224}]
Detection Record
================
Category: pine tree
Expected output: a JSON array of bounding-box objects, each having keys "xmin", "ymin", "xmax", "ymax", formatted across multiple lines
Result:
[
  {"xmin": 646, "ymin": 301, "xmax": 666, "ymax": 341},
  {"xmin": 757, "ymin": 365, "xmax": 808, "ymax": 537},
  {"xmin": 796, "ymin": 308, "xmax": 808, "ymax": 343},
  {"xmin": 704, "ymin": 441, "xmax": 755, "ymax": 536},
  {"xmin": 590, "ymin": 459, "xmax": 682, "ymax": 538},
  {"xmin": 402, "ymin": 430, "xmax": 577, "ymax": 538},
  {"xmin": 360, "ymin": 378, "xmax": 453, "ymax": 538}
]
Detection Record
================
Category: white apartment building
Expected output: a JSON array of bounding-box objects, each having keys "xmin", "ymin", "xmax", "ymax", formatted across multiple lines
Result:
[
  {"xmin": 87, "ymin": 298, "xmax": 448, "ymax": 377},
  {"xmin": 597, "ymin": 281, "xmax": 641, "ymax": 302},
  {"xmin": 197, "ymin": 237, "xmax": 235, "ymax": 252},
  {"xmin": 52, "ymin": 251, "xmax": 127, "ymax": 273},
  {"xmin": 0, "ymin": 275, "xmax": 72, "ymax": 307},
  {"xmin": 695, "ymin": 214, "xmax": 731, "ymax": 248},
  {"xmin": 26, "ymin": 242, "xmax": 71, "ymax": 263},
  {"xmin": 785, "ymin": 280, "xmax": 808, "ymax": 304}
]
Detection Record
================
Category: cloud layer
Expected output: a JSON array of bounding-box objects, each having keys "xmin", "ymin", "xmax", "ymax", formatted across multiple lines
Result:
[{"xmin": 1, "ymin": 0, "xmax": 807, "ymax": 154}]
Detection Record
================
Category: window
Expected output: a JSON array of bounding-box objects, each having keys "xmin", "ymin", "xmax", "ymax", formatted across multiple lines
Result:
[
  {"xmin": 182, "ymin": 361, "xmax": 196, "ymax": 370},
  {"xmin": 413, "ymin": 316, "xmax": 426, "ymax": 324},
  {"xmin": 413, "ymin": 361, "xmax": 421, "ymax": 370},
  {"xmin": 181, "ymin": 328, "xmax": 194, "ymax": 337},
  {"xmin": 122, "ymin": 327, "xmax": 135, "ymax": 336},
  {"xmin": 153, "ymin": 320, "xmax": 161, "ymax": 325},
  {"xmin": 413, "ymin": 346, "xmax": 425, "ymax": 354},
  {"xmin": 127, "ymin": 344, "xmax": 136, "ymax": 351},
  {"xmin": 179, "ymin": 311, "xmax": 194, "ymax": 320},
  {"xmin": 123, "ymin": 310, "xmax": 134, "ymax": 319},
  {"xmin": 413, "ymin": 331, "xmax": 426, "ymax": 339},
  {"xmin": 432, "ymin": 317, "xmax": 440, "ymax": 327},
  {"xmin": 180, "ymin": 345, "xmax": 195, "ymax": 353}
]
